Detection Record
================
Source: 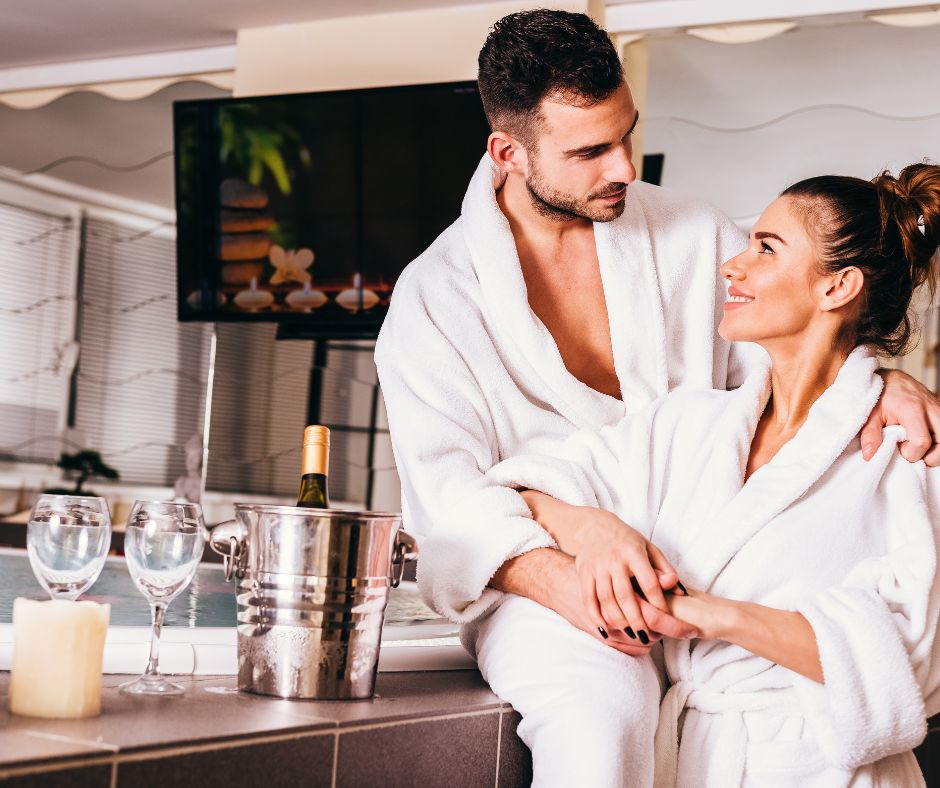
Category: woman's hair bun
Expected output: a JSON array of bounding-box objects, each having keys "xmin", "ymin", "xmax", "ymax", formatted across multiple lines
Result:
[
  {"xmin": 782, "ymin": 162, "xmax": 940, "ymax": 357},
  {"xmin": 872, "ymin": 163, "xmax": 940, "ymax": 290}
]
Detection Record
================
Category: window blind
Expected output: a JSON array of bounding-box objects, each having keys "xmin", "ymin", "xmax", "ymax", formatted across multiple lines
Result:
[
  {"xmin": 0, "ymin": 195, "xmax": 80, "ymax": 463},
  {"xmin": 72, "ymin": 216, "xmax": 211, "ymax": 486}
]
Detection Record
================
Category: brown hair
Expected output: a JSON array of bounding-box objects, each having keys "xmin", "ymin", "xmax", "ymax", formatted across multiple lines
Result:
[
  {"xmin": 782, "ymin": 163, "xmax": 940, "ymax": 356},
  {"xmin": 477, "ymin": 10, "xmax": 623, "ymax": 145}
]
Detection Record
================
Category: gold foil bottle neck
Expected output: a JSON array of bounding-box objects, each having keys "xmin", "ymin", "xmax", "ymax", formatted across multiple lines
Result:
[
  {"xmin": 301, "ymin": 425, "xmax": 330, "ymax": 476},
  {"xmin": 303, "ymin": 425, "xmax": 330, "ymax": 447}
]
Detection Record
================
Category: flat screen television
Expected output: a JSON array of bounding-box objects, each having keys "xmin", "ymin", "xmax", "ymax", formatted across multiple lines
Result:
[{"xmin": 174, "ymin": 81, "xmax": 490, "ymax": 337}]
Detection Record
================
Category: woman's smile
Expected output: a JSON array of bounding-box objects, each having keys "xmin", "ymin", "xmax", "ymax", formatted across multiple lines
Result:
[{"xmin": 725, "ymin": 286, "xmax": 754, "ymax": 309}]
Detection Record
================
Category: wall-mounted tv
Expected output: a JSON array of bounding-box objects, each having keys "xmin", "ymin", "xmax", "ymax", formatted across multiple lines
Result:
[{"xmin": 174, "ymin": 81, "xmax": 490, "ymax": 337}]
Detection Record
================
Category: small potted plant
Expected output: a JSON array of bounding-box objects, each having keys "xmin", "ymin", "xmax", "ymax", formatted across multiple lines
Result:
[{"xmin": 44, "ymin": 450, "xmax": 119, "ymax": 496}]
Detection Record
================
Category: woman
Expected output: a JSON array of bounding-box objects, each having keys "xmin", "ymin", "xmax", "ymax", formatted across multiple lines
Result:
[{"xmin": 487, "ymin": 163, "xmax": 940, "ymax": 786}]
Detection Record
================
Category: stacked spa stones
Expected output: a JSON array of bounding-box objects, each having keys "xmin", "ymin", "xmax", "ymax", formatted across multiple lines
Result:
[{"xmin": 219, "ymin": 178, "xmax": 274, "ymax": 288}]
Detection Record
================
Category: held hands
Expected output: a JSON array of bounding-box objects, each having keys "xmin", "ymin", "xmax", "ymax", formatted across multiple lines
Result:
[
  {"xmin": 551, "ymin": 561, "xmax": 664, "ymax": 657},
  {"xmin": 662, "ymin": 587, "xmax": 726, "ymax": 642},
  {"xmin": 515, "ymin": 491, "xmax": 697, "ymax": 651},
  {"xmin": 566, "ymin": 508, "xmax": 698, "ymax": 646},
  {"xmin": 862, "ymin": 369, "xmax": 940, "ymax": 464}
]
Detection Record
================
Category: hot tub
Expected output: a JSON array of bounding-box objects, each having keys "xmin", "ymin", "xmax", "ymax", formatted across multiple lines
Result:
[{"xmin": 0, "ymin": 547, "xmax": 473, "ymax": 675}]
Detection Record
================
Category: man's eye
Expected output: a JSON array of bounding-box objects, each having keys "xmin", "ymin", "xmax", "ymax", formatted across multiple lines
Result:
[{"xmin": 579, "ymin": 150, "xmax": 601, "ymax": 159}]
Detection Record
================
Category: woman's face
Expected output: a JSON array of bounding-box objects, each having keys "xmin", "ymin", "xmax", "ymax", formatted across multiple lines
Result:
[{"xmin": 718, "ymin": 196, "xmax": 835, "ymax": 348}]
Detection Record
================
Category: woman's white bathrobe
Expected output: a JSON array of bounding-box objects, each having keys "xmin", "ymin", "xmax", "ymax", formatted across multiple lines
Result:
[
  {"xmin": 375, "ymin": 154, "xmax": 757, "ymax": 623},
  {"xmin": 488, "ymin": 347, "xmax": 940, "ymax": 787}
]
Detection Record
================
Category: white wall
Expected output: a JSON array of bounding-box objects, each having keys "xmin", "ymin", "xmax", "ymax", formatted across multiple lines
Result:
[
  {"xmin": 644, "ymin": 20, "xmax": 940, "ymax": 223},
  {"xmin": 234, "ymin": 0, "xmax": 591, "ymax": 96},
  {"xmin": 643, "ymin": 20, "xmax": 940, "ymax": 379}
]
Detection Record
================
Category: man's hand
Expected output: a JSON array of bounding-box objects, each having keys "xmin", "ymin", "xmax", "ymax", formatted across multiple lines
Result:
[{"xmin": 861, "ymin": 369, "xmax": 940, "ymax": 465}]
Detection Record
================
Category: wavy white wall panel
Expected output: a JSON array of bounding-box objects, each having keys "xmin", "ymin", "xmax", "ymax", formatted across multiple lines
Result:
[{"xmin": 644, "ymin": 22, "xmax": 940, "ymax": 220}]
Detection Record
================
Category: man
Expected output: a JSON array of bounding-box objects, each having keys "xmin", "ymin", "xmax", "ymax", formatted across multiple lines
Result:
[{"xmin": 375, "ymin": 10, "xmax": 940, "ymax": 786}]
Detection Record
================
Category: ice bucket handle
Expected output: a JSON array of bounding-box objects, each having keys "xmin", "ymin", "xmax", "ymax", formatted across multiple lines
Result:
[
  {"xmin": 209, "ymin": 519, "xmax": 248, "ymax": 582},
  {"xmin": 391, "ymin": 529, "xmax": 418, "ymax": 588}
]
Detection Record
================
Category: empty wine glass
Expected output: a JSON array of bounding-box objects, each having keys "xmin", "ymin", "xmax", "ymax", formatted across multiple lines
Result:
[
  {"xmin": 27, "ymin": 494, "xmax": 112, "ymax": 600},
  {"xmin": 120, "ymin": 500, "xmax": 206, "ymax": 696}
]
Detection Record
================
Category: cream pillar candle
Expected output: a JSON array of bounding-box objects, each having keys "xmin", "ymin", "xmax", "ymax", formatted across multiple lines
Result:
[{"xmin": 9, "ymin": 598, "xmax": 110, "ymax": 719}]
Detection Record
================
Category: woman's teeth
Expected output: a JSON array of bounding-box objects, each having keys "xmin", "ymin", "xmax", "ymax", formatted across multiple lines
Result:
[{"xmin": 729, "ymin": 295, "xmax": 753, "ymax": 303}]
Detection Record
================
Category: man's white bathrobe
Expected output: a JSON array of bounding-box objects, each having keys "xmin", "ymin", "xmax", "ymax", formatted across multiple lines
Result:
[
  {"xmin": 488, "ymin": 347, "xmax": 940, "ymax": 787},
  {"xmin": 376, "ymin": 154, "xmax": 754, "ymax": 622},
  {"xmin": 376, "ymin": 154, "xmax": 757, "ymax": 786}
]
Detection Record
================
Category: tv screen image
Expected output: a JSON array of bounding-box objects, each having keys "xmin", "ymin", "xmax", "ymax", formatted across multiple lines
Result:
[{"xmin": 174, "ymin": 82, "xmax": 491, "ymax": 337}]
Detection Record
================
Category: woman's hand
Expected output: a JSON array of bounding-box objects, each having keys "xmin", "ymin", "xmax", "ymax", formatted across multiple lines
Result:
[
  {"xmin": 568, "ymin": 507, "xmax": 694, "ymax": 643},
  {"xmin": 550, "ymin": 556, "xmax": 662, "ymax": 657},
  {"xmin": 664, "ymin": 588, "xmax": 728, "ymax": 641},
  {"xmin": 665, "ymin": 588, "xmax": 823, "ymax": 682}
]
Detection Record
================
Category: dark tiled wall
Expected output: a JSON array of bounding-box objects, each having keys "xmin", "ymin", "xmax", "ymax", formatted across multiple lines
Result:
[
  {"xmin": 6, "ymin": 709, "xmax": 939, "ymax": 786},
  {"xmin": 118, "ymin": 735, "xmax": 336, "ymax": 788},
  {"xmin": 0, "ymin": 711, "xmax": 530, "ymax": 788},
  {"xmin": 0, "ymin": 672, "xmax": 533, "ymax": 788},
  {"xmin": 0, "ymin": 765, "xmax": 113, "ymax": 788}
]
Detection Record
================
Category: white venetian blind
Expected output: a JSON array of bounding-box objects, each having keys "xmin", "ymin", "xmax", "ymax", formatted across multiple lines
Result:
[
  {"xmin": 72, "ymin": 215, "xmax": 211, "ymax": 486},
  {"xmin": 0, "ymin": 185, "xmax": 80, "ymax": 463}
]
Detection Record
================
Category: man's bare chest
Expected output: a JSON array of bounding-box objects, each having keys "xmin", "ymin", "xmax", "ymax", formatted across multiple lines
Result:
[{"xmin": 519, "ymin": 246, "xmax": 621, "ymax": 399}]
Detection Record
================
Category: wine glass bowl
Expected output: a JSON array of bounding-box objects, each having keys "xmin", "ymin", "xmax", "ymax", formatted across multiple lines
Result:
[
  {"xmin": 26, "ymin": 494, "xmax": 112, "ymax": 600},
  {"xmin": 120, "ymin": 501, "xmax": 206, "ymax": 696},
  {"xmin": 125, "ymin": 508, "xmax": 204, "ymax": 600}
]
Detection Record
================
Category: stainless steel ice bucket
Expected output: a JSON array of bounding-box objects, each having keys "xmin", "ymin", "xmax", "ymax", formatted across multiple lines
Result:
[{"xmin": 210, "ymin": 503, "xmax": 417, "ymax": 700}]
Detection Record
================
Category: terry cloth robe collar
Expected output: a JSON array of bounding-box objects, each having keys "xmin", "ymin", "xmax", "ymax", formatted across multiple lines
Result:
[
  {"xmin": 677, "ymin": 345, "xmax": 884, "ymax": 592},
  {"xmin": 459, "ymin": 156, "xmax": 669, "ymax": 431},
  {"xmin": 654, "ymin": 345, "xmax": 885, "ymax": 788}
]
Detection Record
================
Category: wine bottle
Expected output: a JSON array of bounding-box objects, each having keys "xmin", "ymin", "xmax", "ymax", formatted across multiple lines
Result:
[{"xmin": 297, "ymin": 425, "xmax": 331, "ymax": 508}]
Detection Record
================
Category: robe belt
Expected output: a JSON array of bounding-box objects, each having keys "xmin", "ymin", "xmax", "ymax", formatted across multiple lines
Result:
[{"xmin": 653, "ymin": 679, "xmax": 801, "ymax": 788}]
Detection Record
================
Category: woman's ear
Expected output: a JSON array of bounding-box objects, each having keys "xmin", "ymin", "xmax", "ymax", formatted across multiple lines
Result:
[
  {"xmin": 487, "ymin": 131, "xmax": 528, "ymax": 176},
  {"xmin": 820, "ymin": 267, "xmax": 864, "ymax": 312}
]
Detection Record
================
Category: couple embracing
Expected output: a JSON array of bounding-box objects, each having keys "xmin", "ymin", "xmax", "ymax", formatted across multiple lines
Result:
[{"xmin": 376, "ymin": 10, "xmax": 940, "ymax": 787}]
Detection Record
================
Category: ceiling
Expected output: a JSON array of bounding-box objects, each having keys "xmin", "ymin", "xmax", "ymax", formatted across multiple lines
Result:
[
  {"xmin": 3, "ymin": 0, "xmax": 932, "ymax": 71},
  {"xmin": 0, "ymin": 0, "xmax": 522, "ymax": 69}
]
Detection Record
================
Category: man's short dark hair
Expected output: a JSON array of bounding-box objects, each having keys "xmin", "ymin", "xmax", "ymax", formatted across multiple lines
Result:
[{"xmin": 477, "ymin": 9, "xmax": 624, "ymax": 144}]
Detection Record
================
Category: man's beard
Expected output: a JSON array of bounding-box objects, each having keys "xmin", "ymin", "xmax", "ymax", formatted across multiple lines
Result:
[{"xmin": 525, "ymin": 161, "xmax": 627, "ymax": 223}]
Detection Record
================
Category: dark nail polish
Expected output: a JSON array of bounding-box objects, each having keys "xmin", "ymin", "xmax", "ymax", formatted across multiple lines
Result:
[
  {"xmin": 676, "ymin": 581, "xmax": 688, "ymax": 596},
  {"xmin": 598, "ymin": 626, "xmax": 608, "ymax": 639},
  {"xmin": 638, "ymin": 630, "xmax": 650, "ymax": 645},
  {"xmin": 624, "ymin": 627, "xmax": 636, "ymax": 639}
]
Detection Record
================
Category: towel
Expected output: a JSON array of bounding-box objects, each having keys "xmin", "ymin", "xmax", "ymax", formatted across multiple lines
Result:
[{"xmin": 375, "ymin": 154, "xmax": 756, "ymax": 622}]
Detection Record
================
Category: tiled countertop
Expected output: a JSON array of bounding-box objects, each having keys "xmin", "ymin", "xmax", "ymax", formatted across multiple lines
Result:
[
  {"xmin": 0, "ymin": 671, "xmax": 531, "ymax": 788},
  {"xmin": 4, "ymin": 669, "xmax": 939, "ymax": 786}
]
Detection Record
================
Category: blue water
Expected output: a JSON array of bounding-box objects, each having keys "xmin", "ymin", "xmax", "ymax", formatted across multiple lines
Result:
[
  {"xmin": 0, "ymin": 550, "xmax": 441, "ymax": 628},
  {"xmin": 0, "ymin": 550, "xmax": 236, "ymax": 628}
]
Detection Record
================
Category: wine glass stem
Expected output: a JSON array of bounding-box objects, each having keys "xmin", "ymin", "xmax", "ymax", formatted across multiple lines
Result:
[{"xmin": 145, "ymin": 602, "xmax": 167, "ymax": 677}]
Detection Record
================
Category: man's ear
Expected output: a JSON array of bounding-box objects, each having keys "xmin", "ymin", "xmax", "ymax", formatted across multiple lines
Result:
[
  {"xmin": 487, "ymin": 131, "xmax": 528, "ymax": 176},
  {"xmin": 821, "ymin": 267, "xmax": 865, "ymax": 312}
]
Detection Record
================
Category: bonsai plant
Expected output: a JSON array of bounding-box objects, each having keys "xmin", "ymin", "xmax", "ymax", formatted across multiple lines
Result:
[{"xmin": 44, "ymin": 450, "xmax": 119, "ymax": 496}]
